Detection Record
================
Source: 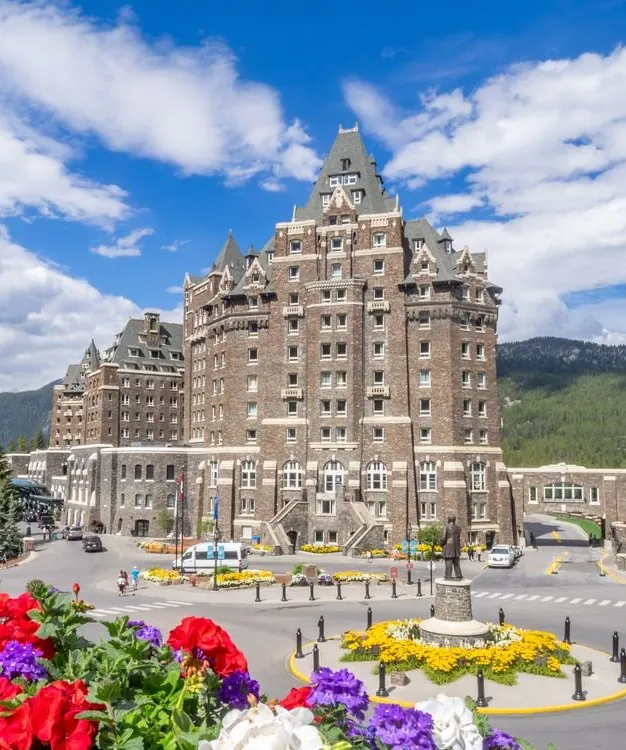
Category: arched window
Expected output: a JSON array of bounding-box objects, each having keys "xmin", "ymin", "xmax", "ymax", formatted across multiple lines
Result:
[
  {"xmin": 324, "ymin": 461, "xmax": 344, "ymax": 492},
  {"xmin": 366, "ymin": 461, "xmax": 388, "ymax": 490},
  {"xmin": 283, "ymin": 461, "xmax": 302, "ymax": 489},
  {"xmin": 134, "ymin": 464, "xmax": 142, "ymax": 480},
  {"xmin": 241, "ymin": 460, "xmax": 256, "ymax": 489},
  {"xmin": 470, "ymin": 462, "xmax": 486, "ymax": 492},
  {"xmin": 146, "ymin": 464, "xmax": 154, "ymax": 480},
  {"xmin": 419, "ymin": 462, "xmax": 437, "ymax": 491}
]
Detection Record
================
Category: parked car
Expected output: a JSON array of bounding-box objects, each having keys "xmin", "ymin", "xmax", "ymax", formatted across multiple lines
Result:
[
  {"xmin": 511, "ymin": 546, "xmax": 523, "ymax": 560},
  {"xmin": 66, "ymin": 526, "xmax": 83, "ymax": 541},
  {"xmin": 488, "ymin": 545, "xmax": 515, "ymax": 569},
  {"xmin": 83, "ymin": 536, "xmax": 103, "ymax": 553}
]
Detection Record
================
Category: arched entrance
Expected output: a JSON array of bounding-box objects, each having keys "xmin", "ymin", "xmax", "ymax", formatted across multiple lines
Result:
[
  {"xmin": 287, "ymin": 529, "xmax": 298, "ymax": 552},
  {"xmin": 117, "ymin": 518, "xmax": 123, "ymax": 533}
]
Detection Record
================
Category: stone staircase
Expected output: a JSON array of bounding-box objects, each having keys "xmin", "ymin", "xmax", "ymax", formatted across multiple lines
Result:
[
  {"xmin": 263, "ymin": 500, "xmax": 301, "ymax": 554},
  {"xmin": 342, "ymin": 501, "xmax": 385, "ymax": 556}
]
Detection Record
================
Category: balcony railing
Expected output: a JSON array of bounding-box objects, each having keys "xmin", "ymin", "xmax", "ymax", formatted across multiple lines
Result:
[
  {"xmin": 366, "ymin": 300, "xmax": 390, "ymax": 313},
  {"xmin": 282, "ymin": 305, "xmax": 304, "ymax": 318},
  {"xmin": 366, "ymin": 385, "xmax": 390, "ymax": 398},
  {"xmin": 281, "ymin": 387, "xmax": 304, "ymax": 400}
]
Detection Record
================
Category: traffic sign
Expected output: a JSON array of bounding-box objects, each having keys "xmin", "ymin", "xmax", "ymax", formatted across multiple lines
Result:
[
  {"xmin": 207, "ymin": 544, "xmax": 215, "ymax": 558},
  {"xmin": 217, "ymin": 544, "xmax": 225, "ymax": 560},
  {"xmin": 390, "ymin": 566, "xmax": 399, "ymax": 579},
  {"xmin": 401, "ymin": 540, "xmax": 408, "ymax": 553},
  {"xmin": 406, "ymin": 563, "xmax": 414, "ymax": 570},
  {"xmin": 409, "ymin": 540, "xmax": 417, "ymax": 552}
]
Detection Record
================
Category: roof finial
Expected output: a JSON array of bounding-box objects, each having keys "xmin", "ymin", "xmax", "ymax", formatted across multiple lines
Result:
[
  {"xmin": 395, "ymin": 194, "xmax": 399, "ymax": 211},
  {"xmin": 292, "ymin": 204, "xmax": 296, "ymax": 221}
]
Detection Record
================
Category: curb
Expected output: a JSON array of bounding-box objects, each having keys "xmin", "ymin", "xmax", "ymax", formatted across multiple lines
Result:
[{"xmin": 288, "ymin": 639, "xmax": 626, "ymax": 716}]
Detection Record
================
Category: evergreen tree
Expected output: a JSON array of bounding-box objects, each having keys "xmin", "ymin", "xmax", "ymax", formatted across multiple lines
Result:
[
  {"xmin": 16, "ymin": 435, "xmax": 27, "ymax": 452},
  {"xmin": 0, "ymin": 449, "xmax": 21, "ymax": 559},
  {"xmin": 7, "ymin": 440, "xmax": 16, "ymax": 453},
  {"xmin": 34, "ymin": 431, "xmax": 46, "ymax": 450}
]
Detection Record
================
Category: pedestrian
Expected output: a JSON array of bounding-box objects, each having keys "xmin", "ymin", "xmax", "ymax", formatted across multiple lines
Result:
[
  {"xmin": 477, "ymin": 547, "xmax": 482, "ymax": 563},
  {"xmin": 366, "ymin": 550, "xmax": 372, "ymax": 564},
  {"xmin": 131, "ymin": 566, "xmax": 139, "ymax": 592},
  {"xmin": 117, "ymin": 570, "xmax": 126, "ymax": 596},
  {"xmin": 468, "ymin": 545, "xmax": 474, "ymax": 562}
]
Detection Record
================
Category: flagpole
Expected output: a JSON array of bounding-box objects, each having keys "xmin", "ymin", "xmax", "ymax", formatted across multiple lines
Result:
[
  {"xmin": 179, "ymin": 469, "xmax": 185, "ymax": 573},
  {"xmin": 173, "ymin": 476, "xmax": 179, "ymax": 571},
  {"xmin": 213, "ymin": 494, "xmax": 219, "ymax": 591}
]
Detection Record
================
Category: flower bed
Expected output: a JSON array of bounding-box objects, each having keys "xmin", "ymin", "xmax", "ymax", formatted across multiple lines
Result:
[
  {"xmin": 250, "ymin": 543, "xmax": 272, "ymax": 555},
  {"xmin": 333, "ymin": 571, "xmax": 388, "ymax": 584},
  {"xmin": 0, "ymin": 584, "xmax": 543, "ymax": 749},
  {"xmin": 342, "ymin": 619, "xmax": 575, "ymax": 685},
  {"xmin": 140, "ymin": 567, "xmax": 186, "ymax": 584},
  {"xmin": 300, "ymin": 544, "xmax": 341, "ymax": 553},
  {"xmin": 213, "ymin": 569, "xmax": 276, "ymax": 589}
]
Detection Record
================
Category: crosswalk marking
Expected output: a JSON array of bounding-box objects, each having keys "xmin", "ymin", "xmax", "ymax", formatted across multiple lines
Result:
[
  {"xmin": 527, "ymin": 595, "xmax": 540, "ymax": 601},
  {"xmin": 616, "ymin": 601, "xmax": 626, "ymax": 607},
  {"xmin": 471, "ymin": 592, "xmax": 626, "ymax": 610},
  {"xmin": 90, "ymin": 600, "xmax": 192, "ymax": 618},
  {"xmin": 583, "ymin": 599, "xmax": 596, "ymax": 605},
  {"xmin": 474, "ymin": 592, "xmax": 488, "ymax": 598},
  {"xmin": 514, "ymin": 594, "xmax": 528, "ymax": 600},
  {"xmin": 166, "ymin": 600, "xmax": 194, "ymax": 606},
  {"xmin": 499, "ymin": 594, "xmax": 514, "ymax": 600},
  {"xmin": 570, "ymin": 598, "xmax": 582, "ymax": 604},
  {"xmin": 599, "ymin": 600, "xmax": 611, "ymax": 606},
  {"xmin": 487, "ymin": 592, "xmax": 502, "ymax": 599},
  {"xmin": 554, "ymin": 597, "xmax": 568, "ymax": 603},
  {"xmin": 540, "ymin": 596, "xmax": 553, "ymax": 602}
]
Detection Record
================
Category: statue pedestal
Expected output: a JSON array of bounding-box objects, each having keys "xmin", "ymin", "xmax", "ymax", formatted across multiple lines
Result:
[{"xmin": 419, "ymin": 578, "xmax": 489, "ymax": 647}]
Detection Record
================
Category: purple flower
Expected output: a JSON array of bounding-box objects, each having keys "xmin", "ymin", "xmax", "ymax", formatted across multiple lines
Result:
[
  {"xmin": 310, "ymin": 667, "xmax": 369, "ymax": 721},
  {"xmin": 369, "ymin": 704, "xmax": 436, "ymax": 750},
  {"xmin": 127, "ymin": 619, "xmax": 163, "ymax": 647},
  {"xmin": 484, "ymin": 731, "xmax": 522, "ymax": 750},
  {"xmin": 218, "ymin": 670, "xmax": 260, "ymax": 709},
  {"xmin": 0, "ymin": 641, "xmax": 47, "ymax": 681}
]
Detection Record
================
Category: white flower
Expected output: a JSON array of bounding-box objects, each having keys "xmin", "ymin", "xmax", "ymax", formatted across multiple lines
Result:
[
  {"xmin": 199, "ymin": 703, "xmax": 324, "ymax": 750},
  {"xmin": 415, "ymin": 694, "xmax": 482, "ymax": 750}
]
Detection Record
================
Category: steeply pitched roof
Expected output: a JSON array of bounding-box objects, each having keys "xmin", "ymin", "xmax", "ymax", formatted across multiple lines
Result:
[
  {"xmin": 295, "ymin": 125, "xmax": 391, "ymax": 221},
  {"xmin": 61, "ymin": 341, "xmax": 101, "ymax": 393},
  {"xmin": 81, "ymin": 340, "xmax": 100, "ymax": 372},
  {"xmin": 212, "ymin": 231, "xmax": 246, "ymax": 275},
  {"xmin": 104, "ymin": 318, "xmax": 184, "ymax": 372}
]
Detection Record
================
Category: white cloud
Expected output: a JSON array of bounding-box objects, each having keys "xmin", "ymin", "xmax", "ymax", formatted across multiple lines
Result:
[
  {"xmin": 0, "ymin": 1, "xmax": 321, "ymax": 184},
  {"xmin": 91, "ymin": 227, "xmax": 154, "ymax": 259},
  {"xmin": 0, "ymin": 113, "xmax": 129, "ymax": 225},
  {"xmin": 345, "ymin": 48, "xmax": 626, "ymax": 342},
  {"xmin": 161, "ymin": 239, "xmax": 189, "ymax": 253},
  {"xmin": 166, "ymin": 285, "xmax": 183, "ymax": 294}
]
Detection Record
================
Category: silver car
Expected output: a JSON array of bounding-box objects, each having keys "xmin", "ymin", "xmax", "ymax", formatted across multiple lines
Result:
[
  {"xmin": 488, "ymin": 545, "xmax": 515, "ymax": 568},
  {"xmin": 66, "ymin": 526, "xmax": 83, "ymax": 541}
]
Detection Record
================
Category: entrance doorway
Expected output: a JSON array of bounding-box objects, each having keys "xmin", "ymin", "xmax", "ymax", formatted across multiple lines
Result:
[
  {"xmin": 287, "ymin": 529, "xmax": 298, "ymax": 552},
  {"xmin": 135, "ymin": 519, "xmax": 149, "ymax": 537}
]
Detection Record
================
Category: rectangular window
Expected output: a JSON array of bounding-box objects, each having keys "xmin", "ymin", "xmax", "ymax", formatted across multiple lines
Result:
[
  {"xmin": 320, "ymin": 427, "xmax": 331, "ymax": 442},
  {"xmin": 419, "ymin": 369, "xmax": 431, "ymax": 387},
  {"xmin": 528, "ymin": 486, "xmax": 537, "ymax": 503},
  {"xmin": 419, "ymin": 427, "xmax": 431, "ymax": 443},
  {"xmin": 336, "ymin": 342, "xmax": 347, "ymax": 358},
  {"xmin": 321, "ymin": 315, "xmax": 332, "ymax": 330},
  {"xmin": 121, "ymin": 464, "xmax": 127, "ymax": 480},
  {"xmin": 286, "ymin": 427, "xmax": 297, "ymax": 443},
  {"xmin": 320, "ymin": 371, "xmax": 332, "ymax": 388},
  {"xmin": 462, "ymin": 371, "xmax": 471, "ymax": 388},
  {"xmin": 314, "ymin": 530, "xmax": 324, "ymax": 544},
  {"xmin": 374, "ymin": 371, "xmax": 384, "ymax": 385},
  {"xmin": 479, "ymin": 429, "xmax": 488, "ymax": 444},
  {"xmin": 590, "ymin": 487, "xmax": 600, "ymax": 504},
  {"xmin": 288, "ymin": 346, "xmax": 299, "ymax": 362},
  {"xmin": 374, "ymin": 314, "xmax": 385, "ymax": 330},
  {"xmin": 419, "ymin": 398, "xmax": 431, "ymax": 416},
  {"xmin": 373, "ymin": 342, "xmax": 385, "ymax": 359},
  {"xmin": 287, "ymin": 401, "xmax": 298, "ymax": 417},
  {"xmin": 336, "ymin": 399, "xmax": 347, "ymax": 416},
  {"xmin": 330, "ymin": 237, "xmax": 343, "ymax": 252},
  {"xmin": 373, "ymin": 233, "xmax": 386, "ymax": 247},
  {"xmin": 418, "ymin": 311, "xmax": 430, "ymax": 329},
  {"xmin": 322, "ymin": 289, "xmax": 331, "ymax": 302},
  {"xmin": 145, "ymin": 494, "xmax": 153, "ymax": 509},
  {"xmin": 248, "ymin": 321, "xmax": 258, "ymax": 337},
  {"xmin": 462, "ymin": 399, "xmax": 472, "ymax": 417},
  {"xmin": 336, "ymin": 371, "xmax": 347, "ymax": 388},
  {"xmin": 476, "ymin": 343, "xmax": 485, "ymax": 360},
  {"xmin": 460, "ymin": 312, "xmax": 470, "ymax": 330},
  {"xmin": 373, "ymin": 427, "xmax": 384, "ymax": 442},
  {"xmin": 166, "ymin": 494, "xmax": 175, "ymax": 509},
  {"xmin": 464, "ymin": 428, "xmax": 473, "ymax": 444},
  {"xmin": 288, "ymin": 318, "xmax": 299, "ymax": 333},
  {"xmin": 320, "ymin": 400, "xmax": 331, "ymax": 417},
  {"xmin": 248, "ymin": 348, "xmax": 258, "ymax": 363},
  {"xmin": 247, "ymin": 375, "xmax": 258, "ymax": 392},
  {"xmin": 461, "ymin": 286, "xmax": 470, "ymax": 301},
  {"xmin": 288, "ymin": 373, "xmax": 299, "ymax": 386},
  {"xmin": 330, "ymin": 263, "xmax": 342, "ymax": 279},
  {"xmin": 351, "ymin": 190, "xmax": 362, "ymax": 204},
  {"xmin": 336, "ymin": 313, "xmax": 347, "ymax": 329},
  {"xmin": 248, "ymin": 296, "xmax": 258, "ymax": 309},
  {"xmin": 478, "ymin": 400, "xmax": 487, "ymax": 417},
  {"xmin": 336, "ymin": 288, "xmax": 347, "ymax": 302},
  {"xmin": 120, "ymin": 493, "xmax": 125, "ymax": 508},
  {"xmin": 321, "ymin": 194, "xmax": 330, "ymax": 208},
  {"xmin": 373, "ymin": 399, "xmax": 384, "ymax": 415},
  {"xmin": 373, "ymin": 287, "xmax": 384, "ymax": 300},
  {"xmin": 316, "ymin": 498, "xmax": 336, "ymax": 515},
  {"xmin": 290, "ymin": 292, "xmax": 299, "ymax": 304},
  {"xmin": 373, "ymin": 259, "xmax": 385, "ymax": 275},
  {"xmin": 288, "ymin": 266, "xmax": 300, "ymax": 281},
  {"xmin": 290, "ymin": 240, "xmax": 302, "ymax": 255},
  {"xmin": 335, "ymin": 427, "xmax": 347, "ymax": 442},
  {"xmin": 419, "ymin": 342, "xmax": 431, "ymax": 359},
  {"xmin": 134, "ymin": 494, "xmax": 142, "ymax": 508},
  {"xmin": 461, "ymin": 342, "xmax": 470, "ymax": 359},
  {"xmin": 419, "ymin": 285, "xmax": 430, "ymax": 300},
  {"xmin": 246, "ymin": 429, "xmax": 257, "ymax": 444},
  {"xmin": 247, "ymin": 402, "xmax": 258, "ymax": 419},
  {"xmin": 476, "ymin": 289, "xmax": 485, "ymax": 303},
  {"xmin": 477, "ymin": 371, "xmax": 486, "ymax": 389},
  {"xmin": 328, "ymin": 530, "xmax": 338, "ymax": 544},
  {"xmin": 320, "ymin": 343, "xmax": 332, "ymax": 360}
]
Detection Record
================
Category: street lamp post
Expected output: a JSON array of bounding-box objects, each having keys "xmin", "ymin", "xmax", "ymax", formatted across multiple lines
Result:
[
  {"xmin": 213, "ymin": 521, "xmax": 220, "ymax": 591},
  {"xmin": 430, "ymin": 543, "xmax": 435, "ymax": 596}
]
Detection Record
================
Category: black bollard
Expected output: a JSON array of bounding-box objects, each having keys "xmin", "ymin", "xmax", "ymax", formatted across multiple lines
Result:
[
  {"xmin": 611, "ymin": 632, "xmax": 620, "ymax": 663},
  {"xmin": 476, "ymin": 668, "xmax": 487, "ymax": 708},
  {"xmin": 312, "ymin": 644, "xmax": 320, "ymax": 673},
  {"xmin": 572, "ymin": 662, "xmax": 585, "ymax": 701},
  {"xmin": 309, "ymin": 583, "xmax": 315, "ymax": 602},
  {"xmin": 376, "ymin": 662, "xmax": 388, "ymax": 697},
  {"xmin": 336, "ymin": 582, "xmax": 343, "ymax": 601},
  {"xmin": 366, "ymin": 606, "xmax": 373, "ymax": 631},
  {"xmin": 365, "ymin": 580, "xmax": 371, "ymax": 600},
  {"xmin": 499, "ymin": 608, "xmax": 505, "ymax": 626},
  {"xmin": 318, "ymin": 616, "xmax": 326, "ymax": 643},
  {"xmin": 407, "ymin": 569, "xmax": 413, "ymax": 585},
  {"xmin": 281, "ymin": 583, "xmax": 288, "ymax": 603},
  {"xmin": 417, "ymin": 579, "xmax": 422, "ymax": 597},
  {"xmin": 295, "ymin": 628, "xmax": 304, "ymax": 659},
  {"xmin": 391, "ymin": 580, "xmax": 398, "ymax": 599},
  {"xmin": 564, "ymin": 616, "xmax": 572, "ymax": 645},
  {"xmin": 254, "ymin": 582, "xmax": 261, "ymax": 603},
  {"xmin": 619, "ymin": 649, "xmax": 626, "ymax": 684},
  {"xmin": 430, "ymin": 604, "xmax": 435, "ymax": 618}
]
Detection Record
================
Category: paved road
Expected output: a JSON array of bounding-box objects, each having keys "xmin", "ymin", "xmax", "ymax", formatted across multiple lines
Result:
[{"xmin": 2, "ymin": 517, "xmax": 624, "ymax": 749}]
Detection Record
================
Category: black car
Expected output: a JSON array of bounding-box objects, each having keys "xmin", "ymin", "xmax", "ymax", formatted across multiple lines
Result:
[{"xmin": 83, "ymin": 536, "xmax": 103, "ymax": 553}]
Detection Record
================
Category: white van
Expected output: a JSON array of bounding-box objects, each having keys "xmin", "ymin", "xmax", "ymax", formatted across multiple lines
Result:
[{"xmin": 172, "ymin": 542, "xmax": 249, "ymax": 573}]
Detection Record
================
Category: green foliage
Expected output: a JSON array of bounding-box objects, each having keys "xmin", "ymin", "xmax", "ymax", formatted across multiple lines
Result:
[
  {"xmin": 25, "ymin": 579, "xmax": 47, "ymax": 595},
  {"xmin": 155, "ymin": 509, "xmax": 175, "ymax": 537},
  {"xmin": 555, "ymin": 514, "xmax": 601, "ymax": 539},
  {"xmin": 0, "ymin": 448, "xmax": 21, "ymax": 559},
  {"xmin": 0, "ymin": 380, "xmax": 56, "ymax": 449},
  {"xmin": 418, "ymin": 524, "xmax": 443, "ymax": 548}
]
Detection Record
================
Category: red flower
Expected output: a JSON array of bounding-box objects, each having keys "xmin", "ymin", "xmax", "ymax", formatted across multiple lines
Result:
[
  {"xmin": 0, "ymin": 702, "xmax": 32, "ymax": 750},
  {"xmin": 278, "ymin": 686, "xmax": 312, "ymax": 710},
  {"xmin": 167, "ymin": 617, "xmax": 247, "ymax": 677},
  {"xmin": 0, "ymin": 593, "xmax": 40, "ymax": 620},
  {"xmin": 0, "ymin": 676, "xmax": 22, "ymax": 701},
  {"xmin": 71, "ymin": 583, "xmax": 80, "ymax": 596},
  {"xmin": 29, "ymin": 679, "xmax": 103, "ymax": 750},
  {"xmin": 0, "ymin": 592, "xmax": 54, "ymax": 659}
]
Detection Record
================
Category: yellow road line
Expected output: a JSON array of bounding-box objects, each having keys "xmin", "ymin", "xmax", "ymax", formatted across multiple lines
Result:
[
  {"xmin": 597, "ymin": 552, "xmax": 626, "ymax": 584},
  {"xmin": 551, "ymin": 530, "xmax": 562, "ymax": 543},
  {"xmin": 545, "ymin": 550, "xmax": 568, "ymax": 575}
]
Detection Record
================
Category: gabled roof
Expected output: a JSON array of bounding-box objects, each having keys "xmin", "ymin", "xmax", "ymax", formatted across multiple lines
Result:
[
  {"xmin": 295, "ymin": 125, "xmax": 392, "ymax": 221},
  {"xmin": 60, "ymin": 341, "xmax": 101, "ymax": 393},
  {"xmin": 212, "ymin": 231, "xmax": 246, "ymax": 276},
  {"xmin": 104, "ymin": 319, "xmax": 184, "ymax": 372},
  {"xmin": 81, "ymin": 340, "xmax": 100, "ymax": 372},
  {"xmin": 227, "ymin": 236, "xmax": 275, "ymax": 298}
]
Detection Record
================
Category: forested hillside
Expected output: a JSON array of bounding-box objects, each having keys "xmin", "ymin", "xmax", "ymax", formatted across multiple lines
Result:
[
  {"xmin": 0, "ymin": 381, "xmax": 56, "ymax": 449},
  {"xmin": 498, "ymin": 338, "xmax": 626, "ymax": 468}
]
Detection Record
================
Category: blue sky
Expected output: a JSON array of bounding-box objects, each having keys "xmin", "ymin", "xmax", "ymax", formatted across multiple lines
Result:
[{"xmin": 1, "ymin": 0, "xmax": 626, "ymax": 390}]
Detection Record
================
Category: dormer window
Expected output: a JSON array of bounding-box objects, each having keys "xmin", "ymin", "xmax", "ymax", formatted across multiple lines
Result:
[
  {"xmin": 344, "ymin": 174, "xmax": 357, "ymax": 185},
  {"xmin": 267, "ymin": 251, "xmax": 274, "ymax": 264},
  {"xmin": 128, "ymin": 348, "xmax": 139, "ymax": 357},
  {"xmin": 251, "ymin": 273, "xmax": 259, "ymax": 283},
  {"xmin": 329, "ymin": 215, "xmax": 337, "ymax": 225},
  {"xmin": 322, "ymin": 194, "xmax": 330, "ymax": 208},
  {"xmin": 290, "ymin": 240, "xmax": 302, "ymax": 255},
  {"xmin": 341, "ymin": 158, "xmax": 351, "ymax": 170},
  {"xmin": 248, "ymin": 296, "xmax": 258, "ymax": 309},
  {"xmin": 340, "ymin": 214, "xmax": 350, "ymax": 224},
  {"xmin": 444, "ymin": 240, "xmax": 452, "ymax": 253},
  {"xmin": 414, "ymin": 238, "xmax": 424, "ymax": 250},
  {"xmin": 421, "ymin": 261, "xmax": 430, "ymax": 272},
  {"xmin": 351, "ymin": 190, "xmax": 362, "ymax": 204},
  {"xmin": 329, "ymin": 176, "xmax": 341, "ymax": 187},
  {"xmin": 461, "ymin": 286, "xmax": 469, "ymax": 301}
]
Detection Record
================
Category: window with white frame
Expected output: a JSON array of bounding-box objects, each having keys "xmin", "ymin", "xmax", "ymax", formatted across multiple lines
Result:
[
  {"xmin": 320, "ymin": 427, "xmax": 331, "ymax": 442},
  {"xmin": 248, "ymin": 296, "xmax": 258, "ymax": 309},
  {"xmin": 373, "ymin": 259, "xmax": 385, "ymax": 275},
  {"xmin": 420, "ymin": 501, "xmax": 437, "ymax": 520},
  {"xmin": 336, "ymin": 399, "xmax": 347, "ymax": 416},
  {"xmin": 477, "ymin": 372, "xmax": 486, "ymax": 389},
  {"xmin": 420, "ymin": 461, "xmax": 437, "ymax": 491},
  {"xmin": 336, "ymin": 288, "xmax": 347, "ymax": 302},
  {"xmin": 528, "ymin": 486, "xmax": 537, "ymax": 504},
  {"xmin": 476, "ymin": 343, "xmax": 485, "ymax": 360},
  {"xmin": 419, "ymin": 398, "xmax": 431, "ymax": 416},
  {"xmin": 336, "ymin": 313, "xmax": 347, "ymax": 329},
  {"xmin": 590, "ymin": 487, "xmax": 600, "ymax": 504},
  {"xmin": 210, "ymin": 461, "xmax": 218, "ymax": 488},
  {"xmin": 543, "ymin": 482, "xmax": 584, "ymax": 501},
  {"xmin": 479, "ymin": 429, "xmax": 488, "ymax": 444},
  {"xmin": 248, "ymin": 321, "xmax": 258, "ymax": 337},
  {"xmin": 351, "ymin": 190, "xmax": 362, "ymax": 204},
  {"xmin": 462, "ymin": 399, "xmax": 472, "ymax": 417},
  {"xmin": 320, "ymin": 343, "xmax": 332, "ymax": 360},
  {"xmin": 374, "ymin": 314, "xmax": 385, "ymax": 329},
  {"xmin": 461, "ymin": 286, "xmax": 469, "ymax": 301},
  {"xmin": 373, "ymin": 427, "xmax": 385, "ymax": 442},
  {"xmin": 286, "ymin": 427, "xmax": 297, "ymax": 443},
  {"xmin": 330, "ymin": 237, "xmax": 343, "ymax": 252},
  {"xmin": 288, "ymin": 266, "xmax": 300, "ymax": 281},
  {"xmin": 320, "ymin": 400, "xmax": 331, "ymax": 417},
  {"xmin": 324, "ymin": 461, "xmax": 344, "ymax": 492},
  {"xmin": 287, "ymin": 400, "xmax": 298, "ymax": 417},
  {"xmin": 460, "ymin": 312, "xmax": 470, "ymax": 330},
  {"xmin": 366, "ymin": 461, "xmax": 388, "ymax": 490},
  {"xmin": 471, "ymin": 500, "xmax": 487, "ymax": 520},
  {"xmin": 290, "ymin": 240, "xmax": 302, "ymax": 254},
  {"xmin": 464, "ymin": 428, "xmax": 473, "ymax": 444},
  {"xmin": 322, "ymin": 289, "xmax": 331, "ymax": 302},
  {"xmin": 288, "ymin": 346, "xmax": 299, "ymax": 362},
  {"xmin": 330, "ymin": 263, "xmax": 342, "ymax": 279},
  {"xmin": 248, "ymin": 348, "xmax": 258, "ymax": 363},
  {"xmin": 336, "ymin": 371, "xmax": 347, "ymax": 388},
  {"xmin": 288, "ymin": 373, "xmax": 298, "ymax": 386},
  {"xmin": 240, "ymin": 497, "xmax": 255, "ymax": 515},
  {"xmin": 335, "ymin": 427, "xmax": 347, "ymax": 442},
  {"xmin": 247, "ymin": 402, "xmax": 257, "ymax": 419},
  {"xmin": 462, "ymin": 371, "xmax": 471, "ymax": 388},
  {"xmin": 290, "ymin": 292, "xmax": 299, "ymax": 304},
  {"xmin": 320, "ymin": 371, "xmax": 331, "ymax": 388},
  {"xmin": 373, "ymin": 371, "xmax": 384, "ymax": 385},
  {"xmin": 419, "ymin": 427, "xmax": 431, "ymax": 443},
  {"xmin": 373, "ymin": 399, "xmax": 384, "ymax": 415},
  {"xmin": 316, "ymin": 496, "xmax": 336, "ymax": 515},
  {"xmin": 241, "ymin": 460, "xmax": 256, "ymax": 488},
  {"xmin": 419, "ymin": 341, "xmax": 431, "ymax": 359},
  {"xmin": 461, "ymin": 342, "xmax": 470, "ymax": 359},
  {"xmin": 247, "ymin": 375, "xmax": 258, "ymax": 392},
  {"xmin": 470, "ymin": 462, "xmax": 486, "ymax": 492},
  {"xmin": 321, "ymin": 314, "xmax": 332, "ymax": 330},
  {"xmin": 418, "ymin": 311, "xmax": 430, "ymax": 329},
  {"xmin": 283, "ymin": 460, "xmax": 302, "ymax": 489},
  {"xmin": 419, "ymin": 285, "xmax": 430, "ymax": 300},
  {"xmin": 476, "ymin": 288, "xmax": 485, "ymax": 303},
  {"xmin": 321, "ymin": 194, "xmax": 330, "ymax": 208},
  {"xmin": 336, "ymin": 342, "xmax": 347, "ymax": 358},
  {"xmin": 373, "ymin": 342, "xmax": 385, "ymax": 359},
  {"xmin": 373, "ymin": 233, "xmax": 386, "ymax": 247},
  {"xmin": 419, "ymin": 369, "xmax": 431, "ymax": 387}
]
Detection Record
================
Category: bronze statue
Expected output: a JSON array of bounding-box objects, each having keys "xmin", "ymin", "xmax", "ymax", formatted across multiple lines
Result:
[{"xmin": 441, "ymin": 514, "xmax": 463, "ymax": 580}]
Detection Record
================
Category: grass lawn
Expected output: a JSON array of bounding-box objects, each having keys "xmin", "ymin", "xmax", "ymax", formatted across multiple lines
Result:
[{"xmin": 555, "ymin": 513, "xmax": 601, "ymax": 539}]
